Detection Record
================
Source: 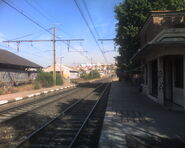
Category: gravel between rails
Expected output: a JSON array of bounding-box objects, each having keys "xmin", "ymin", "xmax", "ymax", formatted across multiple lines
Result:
[
  {"xmin": 16, "ymin": 83, "xmax": 109, "ymax": 148},
  {"xmin": 0, "ymin": 81, "xmax": 105, "ymax": 148},
  {"xmin": 71, "ymin": 84, "xmax": 111, "ymax": 148},
  {"xmin": 0, "ymin": 88, "xmax": 81, "ymax": 124}
]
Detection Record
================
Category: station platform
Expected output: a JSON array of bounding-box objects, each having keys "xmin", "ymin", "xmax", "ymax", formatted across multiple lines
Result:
[{"xmin": 99, "ymin": 81, "xmax": 185, "ymax": 148}]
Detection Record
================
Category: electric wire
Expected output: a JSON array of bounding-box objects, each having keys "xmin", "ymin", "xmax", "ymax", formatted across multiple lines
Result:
[
  {"xmin": 82, "ymin": 0, "xmax": 101, "ymax": 38},
  {"xmin": 23, "ymin": 0, "xmax": 53, "ymax": 24},
  {"xmin": 73, "ymin": 0, "xmax": 108, "ymax": 63},
  {"xmin": 1, "ymin": 0, "xmax": 91, "ymax": 62},
  {"xmin": 9, "ymin": 28, "xmax": 52, "ymax": 41},
  {"xmin": 1, "ymin": 0, "xmax": 52, "ymax": 35}
]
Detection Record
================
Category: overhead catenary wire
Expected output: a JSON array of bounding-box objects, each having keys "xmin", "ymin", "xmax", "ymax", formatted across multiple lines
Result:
[
  {"xmin": 0, "ymin": 43, "xmax": 41, "ymax": 58},
  {"xmin": 32, "ymin": 0, "xmax": 76, "ymax": 38},
  {"xmin": 1, "ymin": 0, "xmax": 52, "ymax": 35},
  {"xmin": 33, "ymin": 0, "xmax": 59, "ymax": 23},
  {"xmin": 82, "ymin": 0, "xmax": 101, "ymax": 38},
  {"xmin": 73, "ymin": 0, "xmax": 108, "ymax": 64},
  {"xmin": 23, "ymin": 0, "xmax": 54, "ymax": 24},
  {"xmin": 2, "ymin": 0, "xmax": 91, "ymax": 62},
  {"xmin": 26, "ymin": 0, "xmax": 82, "ymax": 48},
  {"xmin": 81, "ymin": 0, "xmax": 116, "ymax": 53},
  {"xmin": 9, "ymin": 28, "xmax": 52, "ymax": 41}
]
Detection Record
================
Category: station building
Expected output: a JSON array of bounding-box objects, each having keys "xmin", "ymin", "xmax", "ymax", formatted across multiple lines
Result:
[{"xmin": 132, "ymin": 10, "xmax": 185, "ymax": 109}]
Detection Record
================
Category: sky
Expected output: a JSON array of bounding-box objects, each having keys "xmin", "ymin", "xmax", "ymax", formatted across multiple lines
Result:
[{"xmin": 0, "ymin": 0, "xmax": 122, "ymax": 67}]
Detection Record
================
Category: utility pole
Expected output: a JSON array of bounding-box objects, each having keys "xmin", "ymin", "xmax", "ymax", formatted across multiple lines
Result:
[
  {"xmin": 58, "ymin": 57, "xmax": 64, "ymax": 73},
  {"xmin": 3, "ymin": 28, "xmax": 84, "ymax": 86},
  {"xmin": 53, "ymin": 27, "xmax": 56, "ymax": 85}
]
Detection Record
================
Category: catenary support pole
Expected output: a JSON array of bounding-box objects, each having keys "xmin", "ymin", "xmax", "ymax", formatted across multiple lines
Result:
[{"xmin": 53, "ymin": 27, "xmax": 56, "ymax": 85}]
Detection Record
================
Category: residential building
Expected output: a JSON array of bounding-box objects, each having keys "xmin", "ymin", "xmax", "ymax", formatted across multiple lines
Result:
[
  {"xmin": 43, "ymin": 64, "xmax": 80, "ymax": 80},
  {"xmin": 74, "ymin": 63, "xmax": 115, "ymax": 77}
]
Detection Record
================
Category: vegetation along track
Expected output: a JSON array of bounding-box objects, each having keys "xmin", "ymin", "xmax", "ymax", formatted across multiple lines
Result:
[
  {"xmin": 0, "ymin": 78, "xmax": 110, "ymax": 148},
  {"xmin": 15, "ymin": 82, "xmax": 111, "ymax": 148}
]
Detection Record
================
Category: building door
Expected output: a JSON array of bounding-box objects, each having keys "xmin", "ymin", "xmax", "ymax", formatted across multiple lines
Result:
[
  {"xmin": 151, "ymin": 60, "xmax": 158, "ymax": 97},
  {"xmin": 164, "ymin": 57, "xmax": 173, "ymax": 102},
  {"xmin": 173, "ymin": 56, "xmax": 184, "ymax": 106}
]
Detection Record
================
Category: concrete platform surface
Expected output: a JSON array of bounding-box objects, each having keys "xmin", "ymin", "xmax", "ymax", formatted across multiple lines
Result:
[{"xmin": 99, "ymin": 81, "xmax": 185, "ymax": 148}]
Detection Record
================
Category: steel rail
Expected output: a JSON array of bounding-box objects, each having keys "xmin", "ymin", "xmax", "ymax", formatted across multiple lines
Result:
[
  {"xmin": 0, "ymin": 87, "xmax": 76, "ymax": 114},
  {"xmin": 68, "ymin": 83, "xmax": 110, "ymax": 148},
  {"xmin": 0, "ymin": 87, "xmax": 80, "ymax": 124},
  {"xmin": 6, "ymin": 77, "xmax": 109, "ymax": 115},
  {"xmin": 14, "ymin": 83, "xmax": 105, "ymax": 148}
]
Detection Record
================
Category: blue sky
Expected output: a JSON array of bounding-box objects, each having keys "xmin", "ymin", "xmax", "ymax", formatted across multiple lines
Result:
[{"xmin": 0, "ymin": 0, "xmax": 122, "ymax": 67}]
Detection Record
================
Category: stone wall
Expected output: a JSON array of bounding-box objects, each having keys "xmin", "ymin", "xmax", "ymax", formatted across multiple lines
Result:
[{"xmin": 0, "ymin": 68, "xmax": 29, "ymax": 86}]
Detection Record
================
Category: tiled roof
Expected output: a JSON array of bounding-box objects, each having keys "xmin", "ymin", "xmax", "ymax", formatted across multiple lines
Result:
[{"xmin": 0, "ymin": 49, "xmax": 42, "ymax": 68}]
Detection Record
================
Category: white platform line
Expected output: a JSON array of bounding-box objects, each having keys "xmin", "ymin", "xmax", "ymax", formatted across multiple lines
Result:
[
  {"xmin": 0, "ymin": 100, "xmax": 8, "ymax": 105},
  {"xmin": 15, "ymin": 97, "xmax": 23, "ymax": 101}
]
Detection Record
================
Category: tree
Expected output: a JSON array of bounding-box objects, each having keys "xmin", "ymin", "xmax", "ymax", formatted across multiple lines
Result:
[
  {"xmin": 80, "ymin": 69, "xmax": 100, "ymax": 80},
  {"xmin": 115, "ymin": 0, "xmax": 185, "ymax": 72},
  {"xmin": 89, "ymin": 70, "xmax": 100, "ymax": 79},
  {"xmin": 34, "ymin": 71, "xmax": 63, "ymax": 89},
  {"xmin": 80, "ymin": 69, "xmax": 88, "ymax": 79},
  {"xmin": 56, "ymin": 73, "xmax": 64, "ymax": 85}
]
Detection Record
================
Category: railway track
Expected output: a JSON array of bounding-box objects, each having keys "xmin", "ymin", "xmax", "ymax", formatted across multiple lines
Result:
[
  {"xmin": 0, "ymin": 78, "xmax": 110, "ymax": 148},
  {"xmin": 15, "ymin": 83, "xmax": 111, "ymax": 148},
  {"xmin": 70, "ymin": 83, "xmax": 110, "ymax": 148},
  {"xmin": 0, "ymin": 80, "xmax": 105, "ymax": 124},
  {"xmin": 0, "ymin": 87, "xmax": 78, "ymax": 123}
]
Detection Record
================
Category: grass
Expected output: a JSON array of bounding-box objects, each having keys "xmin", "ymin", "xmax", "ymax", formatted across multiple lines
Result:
[{"xmin": 0, "ymin": 84, "xmax": 33, "ymax": 95}]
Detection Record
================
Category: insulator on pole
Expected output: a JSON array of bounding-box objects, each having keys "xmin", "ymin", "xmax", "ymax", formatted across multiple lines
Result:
[
  {"xmin": 67, "ymin": 41, "xmax": 70, "ymax": 52},
  {"xmin": 17, "ymin": 42, "xmax": 20, "ymax": 52}
]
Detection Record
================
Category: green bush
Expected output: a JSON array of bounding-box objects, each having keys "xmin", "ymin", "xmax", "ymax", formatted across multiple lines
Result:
[
  {"xmin": 80, "ymin": 70, "xmax": 100, "ymax": 80},
  {"xmin": 35, "ymin": 71, "xmax": 53, "ymax": 88},
  {"xmin": 89, "ymin": 70, "xmax": 100, "ymax": 79},
  {"xmin": 80, "ymin": 69, "xmax": 88, "ymax": 79},
  {"xmin": 56, "ymin": 73, "xmax": 64, "ymax": 85}
]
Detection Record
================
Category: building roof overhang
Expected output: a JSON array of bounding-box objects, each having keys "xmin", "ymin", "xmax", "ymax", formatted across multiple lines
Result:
[
  {"xmin": 131, "ymin": 41, "xmax": 185, "ymax": 62},
  {"xmin": 131, "ymin": 28, "xmax": 185, "ymax": 62}
]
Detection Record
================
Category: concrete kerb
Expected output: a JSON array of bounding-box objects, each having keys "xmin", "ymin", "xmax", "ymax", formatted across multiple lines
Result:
[
  {"xmin": 0, "ymin": 100, "xmax": 9, "ymax": 105},
  {"xmin": 15, "ymin": 97, "xmax": 23, "ymax": 101},
  {"xmin": 0, "ymin": 84, "xmax": 76, "ymax": 106}
]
